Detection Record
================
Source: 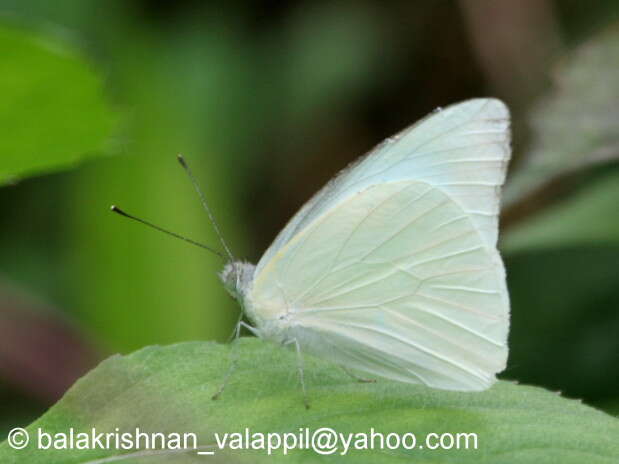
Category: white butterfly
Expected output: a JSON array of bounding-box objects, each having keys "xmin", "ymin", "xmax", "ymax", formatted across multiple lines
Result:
[{"xmin": 220, "ymin": 98, "xmax": 511, "ymax": 397}]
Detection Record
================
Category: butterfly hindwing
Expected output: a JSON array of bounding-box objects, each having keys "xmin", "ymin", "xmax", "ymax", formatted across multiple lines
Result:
[
  {"xmin": 251, "ymin": 179, "xmax": 508, "ymax": 389},
  {"xmin": 249, "ymin": 98, "xmax": 510, "ymax": 390}
]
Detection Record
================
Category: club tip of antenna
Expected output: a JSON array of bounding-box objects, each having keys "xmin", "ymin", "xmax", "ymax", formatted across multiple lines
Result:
[
  {"xmin": 110, "ymin": 205, "xmax": 126, "ymax": 216},
  {"xmin": 176, "ymin": 154, "xmax": 187, "ymax": 167}
]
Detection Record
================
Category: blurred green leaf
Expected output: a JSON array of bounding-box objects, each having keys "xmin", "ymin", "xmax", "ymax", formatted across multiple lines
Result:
[
  {"xmin": 501, "ymin": 158, "xmax": 619, "ymax": 409},
  {"xmin": 0, "ymin": 23, "xmax": 116, "ymax": 185},
  {"xmin": 1, "ymin": 339, "xmax": 618, "ymax": 463},
  {"xmin": 67, "ymin": 25, "xmax": 250, "ymax": 352},
  {"xmin": 504, "ymin": 23, "xmax": 619, "ymax": 207},
  {"xmin": 502, "ymin": 170, "xmax": 619, "ymax": 253},
  {"xmin": 505, "ymin": 246, "xmax": 619, "ymax": 404},
  {"xmin": 276, "ymin": 3, "xmax": 384, "ymax": 127}
]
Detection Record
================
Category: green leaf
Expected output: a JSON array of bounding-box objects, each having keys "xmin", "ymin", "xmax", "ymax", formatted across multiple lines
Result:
[
  {"xmin": 1, "ymin": 339, "xmax": 617, "ymax": 463},
  {"xmin": 0, "ymin": 23, "xmax": 116, "ymax": 185},
  {"xmin": 502, "ymin": 170, "xmax": 619, "ymax": 253},
  {"xmin": 504, "ymin": 23, "xmax": 619, "ymax": 207}
]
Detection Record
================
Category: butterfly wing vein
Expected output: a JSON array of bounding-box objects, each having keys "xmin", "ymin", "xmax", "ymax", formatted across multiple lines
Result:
[{"xmin": 249, "ymin": 98, "xmax": 510, "ymax": 391}]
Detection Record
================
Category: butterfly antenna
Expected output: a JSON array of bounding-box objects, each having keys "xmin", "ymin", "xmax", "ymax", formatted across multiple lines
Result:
[
  {"xmin": 110, "ymin": 205, "xmax": 225, "ymax": 259},
  {"xmin": 177, "ymin": 154, "xmax": 234, "ymax": 261}
]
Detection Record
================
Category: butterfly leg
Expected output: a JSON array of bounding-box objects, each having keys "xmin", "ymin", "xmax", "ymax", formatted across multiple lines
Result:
[
  {"xmin": 282, "ymin": 338, "xmax": 310, "ymax": 410},
  {"xmin": 341, "ymin": 366, "xmax": 376, "ymax": 383},
  {"xmin": 212, "ymin": 320, "xmax": 256, "ymax": 401}
]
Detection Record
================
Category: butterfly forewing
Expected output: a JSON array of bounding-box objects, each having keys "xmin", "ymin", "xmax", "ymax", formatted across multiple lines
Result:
[{"xmin": 249, "ymin": 98, "xmax": 510, "ymax": 391}]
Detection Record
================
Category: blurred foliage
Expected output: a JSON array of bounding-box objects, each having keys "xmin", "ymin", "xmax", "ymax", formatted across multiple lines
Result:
[
  {"xmin": 504, "ymin": 23, "xmax": 619, "ymax": 207},
  {"xmin": 2, "ymin": 340, "xmax": 618, "ymax": 463},
  {"xmin": 273, "ymin": 3, "xmax": 384, "ymax": 128},
  {"xmin": 499, "ymin": 24, "xmax": 619, "ymax": 406},
  {"xmin": 504, "ymin": 170, "xmax": 619, "ymax": 252},
  {"xmin": 0, "ymin": 23, "xmax": 116, "ymax": 185},
  {"xmin": 67, "ymin": 23, "xmax": 253, "ymax": 352},
  {"xmin": 506, "ymin": 245, "xmax": 619, "ymax": 401}
]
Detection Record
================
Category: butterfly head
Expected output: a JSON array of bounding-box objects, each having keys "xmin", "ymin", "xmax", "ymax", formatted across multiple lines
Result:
[{"xmin": 219, "ymin": 261, "xmax": 256, "ymax": 301}]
